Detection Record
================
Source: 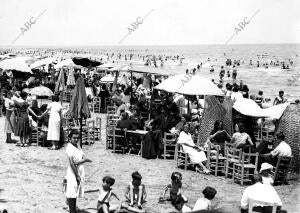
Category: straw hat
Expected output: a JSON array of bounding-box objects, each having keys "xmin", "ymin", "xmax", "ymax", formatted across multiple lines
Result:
[{"xmin": 260, "ymin": 163, "xmax": 273, "ymax": 172}]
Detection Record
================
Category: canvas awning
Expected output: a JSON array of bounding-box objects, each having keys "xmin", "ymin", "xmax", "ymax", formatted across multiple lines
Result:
[{"xmin": 233, "ymin": 98, "xmax": 289, "ymax": 119}]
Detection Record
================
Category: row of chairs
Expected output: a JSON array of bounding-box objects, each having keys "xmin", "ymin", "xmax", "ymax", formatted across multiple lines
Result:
[
  {"xmin": 90, "ymin": 97, "xmax": 115, "ymax": 114},
  {"xmin": 177, "ymin": 141, "xmax": 292, "ymax": 186},
  {"xmin": 30, "ymin": 116, "xmax": 102, "ymax": 146}
]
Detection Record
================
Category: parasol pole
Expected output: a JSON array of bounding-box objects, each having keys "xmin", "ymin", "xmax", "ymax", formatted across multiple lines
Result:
[
  {"xmin": 80, "ymin": 116, "xmax": 83, "ymax": 148},
  {"xmin": 130, "ymin": 71, "xmax": 133, "ymax": 104}
]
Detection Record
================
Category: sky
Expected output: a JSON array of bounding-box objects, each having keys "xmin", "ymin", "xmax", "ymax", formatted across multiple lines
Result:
[{"xmin": 0, "ymin": 0, "xmax": 299, "ymax": 46}]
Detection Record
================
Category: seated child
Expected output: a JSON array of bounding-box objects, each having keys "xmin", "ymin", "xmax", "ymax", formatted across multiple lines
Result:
[
  {"xmin": 260, "ymin": 163, "xmax": 274, "ymax": 185},
  {"xmin": 159, "ymin": 172, "xmax": 183, "ymax": 205},
  {"xmin": 122, "ymin": 171, "xmax": 147, "ymax": 212},
  {"xmin": 173, "ymin": 194, "xmax": 192, "ymax": 213},
  {"xmin": 87, "ymin": 176, "xmax": 120, "ymax": 213},
  {"xmin": 193, "ymin": 186, "xmax": 217, "ymax": 211}
]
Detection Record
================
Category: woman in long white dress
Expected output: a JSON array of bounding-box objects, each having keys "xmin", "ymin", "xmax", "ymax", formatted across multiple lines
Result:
[
  {"xmin": 177, "ymin": 123, "xmax": 210, "ymax": 174},
  {"xmin": 39, "ymin": 95, "xmax": 62, "ymax": 150},
  {"xmin": 65, "ymin": 129, "xmax": 90, "ymax": 213}
]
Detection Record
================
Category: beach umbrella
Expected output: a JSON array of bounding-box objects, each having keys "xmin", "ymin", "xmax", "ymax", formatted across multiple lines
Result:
[
  {"xmin": 154, "ymin": 74, "xmax": 187, "ymax": 93},
  {"xmin": 29, "ymin": 85, "xmax": 54, "ymax": 97},
  {"xmin": 54, "ymin": 59, "xmax": 80, "ymax": 69},
  {"xmin": 30, "ymin": 57, "xmax": 57, "ymax": 69},
  {"xmin": 66, "ymin": 75, "xmax": 91, "ymax": 147},
  {"xmin": 0, "ymin": 57, "xmax": 33, "ymax": 73},
  {"xmin": 177, "ymin": 75, "xmax": 224, "ymax": 96},
  {"xmin": 72, "ymin": 57, "xmax": 102, "ymax": 68},
  {"xmin": 55, "ymin": 69, "xmax": 66, "ymax": 94}
]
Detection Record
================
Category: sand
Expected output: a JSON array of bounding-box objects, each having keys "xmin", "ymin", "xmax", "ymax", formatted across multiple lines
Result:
[{"xmin": 0, "ymin": 113, "xmax": 299, "ymax": 213}]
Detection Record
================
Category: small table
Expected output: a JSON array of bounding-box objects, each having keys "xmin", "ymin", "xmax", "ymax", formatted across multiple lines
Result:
[{"xmin": 126, "ymin": 130, "xmax": 148, "ymax": 156}]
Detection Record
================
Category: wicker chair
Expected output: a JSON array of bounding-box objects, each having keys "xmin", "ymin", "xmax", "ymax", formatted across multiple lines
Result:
[
  {"xmin": 233, "ymin": 152, "xmax": 258, "ymax": 185},
  {"xmin": 225, "ymin": 142, "xmax": 242, "ymax": 178},
  {"xmin": 176, "ymin": 143, "xmax": 194, "ymax": 170},
  {"xmin": 273, "ymin": 156, "xmax": 293, "ymax": 185},
  {"xmin": 92, "ymin": 97, "xmax": 101, "ymax": 114},
  {"xmin": 94, "ymin": 117, "xmax": 102, "ymax": 141},
  {"xmin": 206, "ymin": 144, "xmax": 226, "ymax": 176}
]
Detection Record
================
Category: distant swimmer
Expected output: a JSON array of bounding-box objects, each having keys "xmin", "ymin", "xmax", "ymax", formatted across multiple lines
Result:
[{"xmin": 210, "ymin": 65, "xmax": 214, "ymax": 73}]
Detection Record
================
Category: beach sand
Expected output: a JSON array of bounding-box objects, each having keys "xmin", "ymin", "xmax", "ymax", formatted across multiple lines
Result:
[{"xmin": 0, "ymin": 113, "xmax": 299, "ymax": 213}]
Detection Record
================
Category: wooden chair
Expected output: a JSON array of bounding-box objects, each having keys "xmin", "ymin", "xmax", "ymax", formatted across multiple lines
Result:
[
  {"xmin": 248, "ymin": 199, "xmax": 277, "ymax": 213},
  {"xmin": 206, "ymin": 144, "xmax": 226, "ymax": 176},
  {"xmin": 92, "ymin": 97, "xmax": 101, "ymax": 114},
  {"xmin": 106, "ymin": 124, "xmax": 115, "ymax": 149},
  {"xmin": 233, "ymin": 152, "xmax": 258, "ymax": 185},
  {"xmin": 82, "ymin": 120, "xmax": 95, "ymax": 145},
  {"xmin": 163, "ymin": 133, "xmax": 177, "ymax": 160},
  {"xmin": 104, "ymin": 97, "xmax": 112, "ymax": 113},
  {"xmin": 273, "ymin": 156, "xmax": 293, "ymax": 185},
  {"xmin": 176, "ymin": 143, "xmax": 194, "ymax": 170},
  {"xmin": 112, "ymin": 128, "xmax": 127, "ymax": 154},
  {"xmin": 94, "ymin": 117, "xmax": 102, "ymax": 141},
  {"xmin": 225, "ymin": 142, "xmax": 242, "ymax": 178},
  {"xmin": 107, "ymin": 105, "xmax": 117, "ymax": 115}
]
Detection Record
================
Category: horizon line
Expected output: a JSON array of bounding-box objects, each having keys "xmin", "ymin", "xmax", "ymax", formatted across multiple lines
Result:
[{"xmin": 0, "ymin": 42, "xmax": 299, "ymax": 48}]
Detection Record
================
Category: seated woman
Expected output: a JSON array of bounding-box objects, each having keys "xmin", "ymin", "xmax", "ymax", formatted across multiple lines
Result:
[
  {"xmin": 231, "ymin": 122, "xmax": 254, "ymax": 151},
  {"xmin": 177, "ymin": 123, "xmax": 210, "ymax": 174},
  {"xmin": 208, "ymin": 120, "xmax": 231, "ymax": 155},
  {"xmin": 117, "ymin": 112, "xmax": 133, "ymax": 130}
]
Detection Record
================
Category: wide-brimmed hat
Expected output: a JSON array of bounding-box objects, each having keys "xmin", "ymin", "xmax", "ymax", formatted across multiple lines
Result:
[{"xmin": 260, "ymin": 163, "xmax": 273, "ymax": 172}]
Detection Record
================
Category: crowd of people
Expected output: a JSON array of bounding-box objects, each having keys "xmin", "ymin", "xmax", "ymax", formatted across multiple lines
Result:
[{"xmin": 0, "ymin": 49, "xmax": 298, "ymax": 213}]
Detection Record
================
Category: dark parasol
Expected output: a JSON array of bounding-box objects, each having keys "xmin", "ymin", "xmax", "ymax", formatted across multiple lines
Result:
[
  {"xmin": 66, "ymin": 75, "xmax": 91, "ymax": 147},
  {"xmin": 72, "ymin": 57, "xmax": 102, "ymax": 68}
]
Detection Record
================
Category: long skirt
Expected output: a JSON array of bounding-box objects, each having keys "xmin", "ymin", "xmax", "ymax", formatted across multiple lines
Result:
[
  {"xmin": 4, "ymin": 110, "xmax": 14, "ymax": 133},
  {"xmin": 47, "ymin": 116, "xmax": 61, "ymax": 141},
  {"xmin": 15, "ymin": 113, "xmax": 30, "ymax": 138}
]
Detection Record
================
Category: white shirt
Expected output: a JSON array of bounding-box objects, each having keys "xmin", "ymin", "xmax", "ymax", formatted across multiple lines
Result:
[
  {"xmin": 262, "ymin": 176, "xmax": 274, "ymax": 185},
  {"xmin": 271, "ymin": 141, "xmax": 292, "ymax": 157},
  {"xmin": 241, "ymin": 182, "xmax": 282, "ymax": 209},
  {"xmin": 193, "ymin": 197, "xmax": 211, "ymax": 211}
]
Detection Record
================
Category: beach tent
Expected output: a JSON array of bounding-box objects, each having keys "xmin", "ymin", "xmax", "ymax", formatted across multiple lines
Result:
[{"xmin": 0, "ymin": 57, "xmax": 33, "ymax": 73}]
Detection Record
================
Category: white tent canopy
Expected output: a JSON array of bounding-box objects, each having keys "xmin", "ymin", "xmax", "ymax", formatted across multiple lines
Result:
[{"xmin": 233, "ymin": 98, "xmax": 289, "ymax": 119}]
